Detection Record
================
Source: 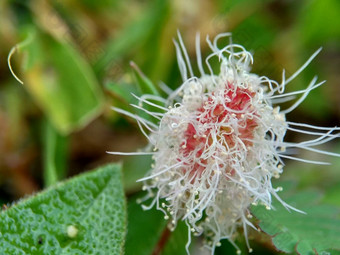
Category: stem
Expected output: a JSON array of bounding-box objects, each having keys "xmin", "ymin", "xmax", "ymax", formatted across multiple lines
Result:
[{"xmin": 152, "ymin": 227, "xmax": 171, "ymax": 255}]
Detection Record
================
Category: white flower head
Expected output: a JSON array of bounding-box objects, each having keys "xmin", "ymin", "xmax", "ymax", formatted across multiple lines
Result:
[{"xmin": 111, "ymin": 31, "xmax": 340, "ymax": 254}]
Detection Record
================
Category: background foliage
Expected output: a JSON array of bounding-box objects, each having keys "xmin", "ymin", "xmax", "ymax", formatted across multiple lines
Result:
[{"xmin": 0, "ymin": 0, "xmax": 339, "ymax": 254}]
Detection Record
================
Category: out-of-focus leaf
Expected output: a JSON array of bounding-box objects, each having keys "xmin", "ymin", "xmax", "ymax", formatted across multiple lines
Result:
[
  {"xmin": 322, "ymin": 148, "xmax": 340, "ymax": 206},
  {"xmin": 281, "ymin": 145, "xmax": 340, "ymax": 190},
  {"xmin": 122, "ymin": 155, "xmax": 152, "ymax": 193},
  {"xmin": 299, "ymin": 0, "xmax": 340, "ymax": 47},
  {"xmin": 13, "ymin": 27, "xmax": 104, "ymax": 134},
  {"xmin": 0, "ymin": 164, "xmax": 126, "ymax": 254},
  {"xmin": 215, "ymin": 237, "xmax": 248, "ymax": 255},
  {"xmin": 161, "ymin": 221, "xmax": 188, "ymax": 255},
  {"xmin": 251, "ymin": 182, "xmax": 340, "ymax": 254},
  {"xmin": 232, "ymin": 15, "xmax": 277, "ymax": 77},
  {"xmin": 93, "ymin": 0, "xmax": 169, "ymax": 77},
  {"xmin": 217, "ymin": 0, "xmax": 273, "ymax": 11},
  {"xmin": 130, "ymin": 61, "xmax": 159, "ymax": 96},
  {"xmin": 2, "ymin": 83, "xmax": 27, "ymax": 142},
  {"xmin": 80, "ymin": 0, "xmax": 120, "ymax": 10},
  {"xmin": 323, "ymin": 185, "xmax": 340, "ymax": 207},
  {"xmin": 106, "ymin": 72, "xmax": 162, "ymax": 124},
  {"xmin": 42, "ymin": 120, "xmax": 68, "ymax": 187},
  {"xmin": 292, "ymin": 0, "xmax": 339, "ymax": 119},
  {"xmin": 105, "ymin": 82, "xmax": 138, "ymax": 104},
  {"xmin": 125, "ymin": 193, "xmax": 167, "ymax": 255},
  {"xmin": 105, "ymin": 81, "xmax": 139, "ymax": 112},
  {"xmin": 129, "ymin": 62, "xmax": 162, "ymax": 123}
]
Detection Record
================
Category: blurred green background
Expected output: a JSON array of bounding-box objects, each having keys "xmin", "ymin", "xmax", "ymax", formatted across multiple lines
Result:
[{"xmin": 0, "ymin": 0, "xmax": 339, "ymax": 254}]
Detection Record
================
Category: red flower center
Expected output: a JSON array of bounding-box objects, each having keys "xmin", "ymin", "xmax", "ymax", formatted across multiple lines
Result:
[{"xmin": 179, "ymin": 83, "xmax": 258, "ymax": 176}]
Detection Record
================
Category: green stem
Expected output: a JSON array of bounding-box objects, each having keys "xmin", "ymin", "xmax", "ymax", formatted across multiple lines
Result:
[{"xmin": 43, "ymin": 120, "xmax": 68, "ymax": 187}]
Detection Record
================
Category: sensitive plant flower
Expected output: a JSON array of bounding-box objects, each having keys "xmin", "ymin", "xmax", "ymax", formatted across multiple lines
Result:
[{"xmin": 110, "ymin": 32, "xmax": 340, "ymax": 254}]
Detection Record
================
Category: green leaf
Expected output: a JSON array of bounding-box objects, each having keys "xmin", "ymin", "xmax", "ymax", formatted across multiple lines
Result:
[
  {"xmin": 105, "ymin": 81, "xmax": 139, "ymax": 106},
  {"xmin": 215, "ymin": 239, "xmax": 248, "ymax": 255},
  {"xmin": 93, "ymin": 0, "xmax": 169, "ymax": 77},
  {"xmin": 299, "ymin": 0, "xmax": 340, "ymax": 47},
  {"xmin": 161, "ymin": 221, "xmax": 188, "ymax": 255},
  {"xmin": 122, "ymin": 155, "xmax": 152, "ymax": 193},
  {"xmin": 125, "ymin": 193, "xmax": 167, "ymax": 255},
  {"xmin": 323, "ymin": 185, "xmax": 340, "ymax": 207},
  {"xmin": 0, "ymin": 163, "xmax": 126, "ymax": 255},
  {"xmin": 14, "ymin": 27, "xmax": 104, "ymax": 134},
  {"xmin": 106, "ymin": 69, "xmax": 162, "ymax": 124},
  {"xmin": 105, "ymin": 81, "xmax": 140, "ymax": 117},
  {"xmin": 42, "ymin": 120, "xmax": 69, "ymax": 187},
  {"xmin": 251, "ymin": 183, "xmax": 340, "ymax": 254},
  {"xmin": 130, "ymin": 61, "xmax": 163, "ymax": 123},
  {"xmin": 130, "ymin": 61, "xmax": 159, "ymax": 96}
]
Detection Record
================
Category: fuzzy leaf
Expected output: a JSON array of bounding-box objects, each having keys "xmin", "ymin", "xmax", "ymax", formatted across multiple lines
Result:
[
  {"xmin": 0, "ymin": 164, "xmax": 126, "ymax": 255},
  {"xmin": 251, "ymin": 183, "xmax": 340, "ymax": 254}
]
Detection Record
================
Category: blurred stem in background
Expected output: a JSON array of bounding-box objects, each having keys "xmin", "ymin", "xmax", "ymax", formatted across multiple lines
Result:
[{"xmin": 42, "ymin": 120, "xmax": 68, "ymax": 187}]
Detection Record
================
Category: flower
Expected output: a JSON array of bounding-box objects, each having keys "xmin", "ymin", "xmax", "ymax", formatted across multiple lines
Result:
[{"xmin": 110, "ymin": 32, "xmax": 340, "ymax": 254}]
